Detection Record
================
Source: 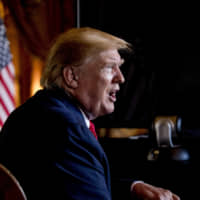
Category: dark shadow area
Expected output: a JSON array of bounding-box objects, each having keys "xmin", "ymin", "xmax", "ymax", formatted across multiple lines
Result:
[
  {"xmin": 100, "ymin": 135, "xmax": 200, "ymax": 200},
  {"xmin": 81, "ymin": 1, "xmax": 200, "ymax": 131}
]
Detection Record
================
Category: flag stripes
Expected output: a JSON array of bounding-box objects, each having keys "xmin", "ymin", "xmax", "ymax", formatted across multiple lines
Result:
[
  {"xmin": 0, "ymin": 17, "xmax": 15, "ymax": 129},
  {"xmin": 0, "ymin": 63, "xmax": 15, "ymax": 128}
]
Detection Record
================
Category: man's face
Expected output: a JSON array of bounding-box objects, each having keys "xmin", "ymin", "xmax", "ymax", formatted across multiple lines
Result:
[{"xmin": 74, "ymin": 49, "xmax": 125, "ymax": 119}]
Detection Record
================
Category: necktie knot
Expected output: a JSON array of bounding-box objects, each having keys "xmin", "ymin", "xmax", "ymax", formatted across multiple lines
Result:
[{"xmin": 89, "ymin": 121, "xmax": 98, "ymax": 140}]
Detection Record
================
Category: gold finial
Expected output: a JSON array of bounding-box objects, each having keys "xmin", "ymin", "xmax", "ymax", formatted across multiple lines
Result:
[{"xmin": 0, "ymin": 0, "xmax": 5, "ymax": 19}]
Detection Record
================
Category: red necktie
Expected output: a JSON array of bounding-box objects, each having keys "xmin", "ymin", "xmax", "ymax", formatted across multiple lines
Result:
[{"xmin": 89, "ymin": 121, "xmax": 98, "ymax": 140}]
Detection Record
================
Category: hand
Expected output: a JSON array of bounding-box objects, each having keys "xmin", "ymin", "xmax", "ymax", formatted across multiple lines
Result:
[{"xmin": 131, "ymin": 182, "xmax": 180, "ymax": 200}]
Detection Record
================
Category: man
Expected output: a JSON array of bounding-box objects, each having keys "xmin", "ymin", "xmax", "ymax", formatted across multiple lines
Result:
[{"xmin": 0, "ymin": 27, "xmax": 180, "ymax": 199}]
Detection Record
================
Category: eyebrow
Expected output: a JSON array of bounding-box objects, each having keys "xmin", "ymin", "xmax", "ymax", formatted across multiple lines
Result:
[{"xmin": 103, "ymin": 59, "xmax": 124, "ymax": 67}]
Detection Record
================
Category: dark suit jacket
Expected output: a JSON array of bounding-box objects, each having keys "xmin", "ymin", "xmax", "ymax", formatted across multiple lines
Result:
[{"xmin": 0, "ymin": 88, "xmax": 111, "ymax": 200}]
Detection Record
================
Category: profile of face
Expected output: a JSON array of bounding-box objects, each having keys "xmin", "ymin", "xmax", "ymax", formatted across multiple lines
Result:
[{"xmin": 72, "ymin": 49, "xmax": 125, "ymax": 119}]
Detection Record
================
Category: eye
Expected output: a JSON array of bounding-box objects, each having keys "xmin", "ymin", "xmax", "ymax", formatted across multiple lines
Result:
[
  {"xmin": 106, "ymin": 64, "xmax": 114, "ymax": 69},
  {"xmin": 101, "ymin": 65, "xmax": 113, "ymax": 73},
  {"xmin": 108, "ymin": 63, "xmax": 118, "ymax": 70},
  {"xmin": 101, "ymin": 63, "xmax": 120, "ymax": 74}
]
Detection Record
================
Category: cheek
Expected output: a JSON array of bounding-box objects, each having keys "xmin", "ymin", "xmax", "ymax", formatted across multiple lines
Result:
[
  {"xmin": 98, "ymin": 81, "xmax": 112, "ymax": 103},
  {"xmin": 104, "ymin": 72, "xmax": 113, "ymax": 81},
  {"xmin": 101, "ymin": 68, "xmax": 114, "ymax": 81},
  {"xmin": 90, "ymin": 71, "xmax": 113, "ymax": 100},
  {"xmin": 98, "ymin": 73, "xmax": 113, "ymax": 95},
  {"xmin": 99, "ymin": 75, "xmax": 112, "ymax": 92}
]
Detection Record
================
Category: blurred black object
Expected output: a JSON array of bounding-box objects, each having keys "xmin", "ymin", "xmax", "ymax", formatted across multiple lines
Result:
[{"xmin": 100, "ymin": 115, "xmax": 200, "ymax": 199}]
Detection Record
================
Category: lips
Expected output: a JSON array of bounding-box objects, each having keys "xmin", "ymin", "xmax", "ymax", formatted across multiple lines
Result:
[{"xmin": 108, "ymin": 89, "xmax": 118, "ymax": 102}]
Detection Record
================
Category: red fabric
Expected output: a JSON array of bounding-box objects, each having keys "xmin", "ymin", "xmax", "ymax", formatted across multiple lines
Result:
[
  {"xmin": 3, "ymin": 0, "xmax": 75, "ymax": 59},
  {"xmin": 89, "ymin": 121, "xmax": 98, "ymax": 140}
]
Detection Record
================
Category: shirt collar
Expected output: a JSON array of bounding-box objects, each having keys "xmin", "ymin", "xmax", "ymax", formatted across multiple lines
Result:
[{"xmin": 79, "ymin": 108, "xmax": 90, "ymax": 128}]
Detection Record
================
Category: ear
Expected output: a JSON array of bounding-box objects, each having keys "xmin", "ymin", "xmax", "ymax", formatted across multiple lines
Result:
[{"xmin": 62, "ymin": 67, "xmax": 79, "ymax": 88}]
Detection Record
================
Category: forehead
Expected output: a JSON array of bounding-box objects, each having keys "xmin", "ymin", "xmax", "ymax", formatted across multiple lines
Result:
[
  {"xmin": 98, "ymin": 49, "xmax": 122, "ymax": 64},
  {"xmin": 82, "ymin": 49, "xmax": 124, "ymax": 69}
]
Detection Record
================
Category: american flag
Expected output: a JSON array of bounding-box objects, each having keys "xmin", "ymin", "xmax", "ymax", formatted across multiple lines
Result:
[{"xmin": 0, "ymin": 17, "xmax": 15, "ymax": 130}]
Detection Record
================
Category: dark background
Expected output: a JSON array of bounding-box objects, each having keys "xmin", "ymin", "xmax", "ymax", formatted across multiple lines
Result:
[
  {"xmin": 80, "ymin": 2, "xmax": 200, "ymax": 199},
  {"xmin": 80, "ymin": 1, "xmax": 200, "ymax": 129}
]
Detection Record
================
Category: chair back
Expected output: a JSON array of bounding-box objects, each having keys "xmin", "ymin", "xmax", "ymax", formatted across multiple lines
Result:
[{"xmin": 0, "ymin": 163, "xmax": 27, "ymax": 200}]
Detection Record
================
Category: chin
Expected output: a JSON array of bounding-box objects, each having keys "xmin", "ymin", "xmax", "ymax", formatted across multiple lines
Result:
[
  {"xmin": 98, "ymin": 102, "xmax": 115, "ymax": 116},
  {"xmin": 105, "ymin": 105, "xmax": 115, "ymax": 115}
]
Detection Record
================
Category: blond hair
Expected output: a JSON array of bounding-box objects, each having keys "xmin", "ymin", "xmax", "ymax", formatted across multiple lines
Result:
[{"xmin": 40, "ymin": 27, "xmax": 131, "ymax": 89}]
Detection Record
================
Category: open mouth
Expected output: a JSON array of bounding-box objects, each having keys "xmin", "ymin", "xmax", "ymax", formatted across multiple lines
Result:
[{"xmin": 109, "ymin": 91, "xmax": 117, "ymax": 102}]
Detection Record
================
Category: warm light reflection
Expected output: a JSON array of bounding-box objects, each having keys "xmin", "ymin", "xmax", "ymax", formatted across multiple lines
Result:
[
  {"xmin": 31, "ymin": 57, "xmax": 43, "ymax": 96},
  {"xmin": 0, "ymin": 2, "xmax": 4, "ymax": 19}
]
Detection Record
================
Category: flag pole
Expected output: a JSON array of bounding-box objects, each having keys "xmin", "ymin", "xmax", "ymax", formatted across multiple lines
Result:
[{"xmin": 76, "ymin": 0, "xmax": 80, "ymax": 28}]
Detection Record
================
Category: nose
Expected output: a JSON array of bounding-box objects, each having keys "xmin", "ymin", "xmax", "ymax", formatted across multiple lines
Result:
[{"xmin": 113, "ymin": 68, "xmax": 125, "ymax": 84}]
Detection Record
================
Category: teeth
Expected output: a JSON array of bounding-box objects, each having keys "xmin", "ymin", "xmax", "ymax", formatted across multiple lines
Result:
[
  {"xmin": 109, "ymin": 90, "xmax": 118, "ymax": 99},
  {"xmin": 111, "ymin": 92, "xmax": 115, "ymax": 97}
]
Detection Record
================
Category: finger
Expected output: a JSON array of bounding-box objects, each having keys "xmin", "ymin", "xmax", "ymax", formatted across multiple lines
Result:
[
  {"xmin": 158, "ymin": 188, "xmax": 173, "ymax": 199},
  {"xmin": 172, "ymin": 193, "xmax": 181, "ymax": 200}
]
